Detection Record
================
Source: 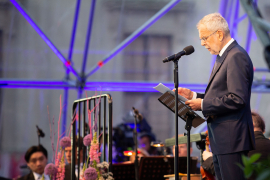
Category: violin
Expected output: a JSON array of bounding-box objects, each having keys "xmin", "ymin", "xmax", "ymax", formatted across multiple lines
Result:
[{"xmin": 200, "ymin": 130, "xmax": 215, "ymax": 180}]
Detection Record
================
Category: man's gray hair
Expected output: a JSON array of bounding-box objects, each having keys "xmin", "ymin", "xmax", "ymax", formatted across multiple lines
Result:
[{"xmin": 197, "ymin": 13, "xmax": 230, "ymax": 37}]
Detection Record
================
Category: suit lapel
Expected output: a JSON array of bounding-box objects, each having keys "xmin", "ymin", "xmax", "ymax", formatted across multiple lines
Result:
[
  {"xmin": 30, "ymin": 172, "xmax": 35, "ymax": 180},
  {"xmin": 24, "ymin": 172, "xmax": 35, "ymax": 180},
  {"xmin": 208, "ymin": 56, "xmax": 223, "ymax": 84},
  {"xmin": 205, "ymin": 41, "xmax": 238, "ymax": 93}
]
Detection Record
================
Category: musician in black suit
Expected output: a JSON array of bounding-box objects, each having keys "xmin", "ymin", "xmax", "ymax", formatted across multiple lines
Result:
[
  {"xmin": 177, "ymin": 13, "xmax": 255, "ymax": 180},
  {"xmin": 18, "ymin": 145, "xmax": 49, "ymax": 180},
  {"xmin": 202, "ymin": 111, "xmax": 270, "ymax": 178},
  {"xmin": 248, "ymin": 111, "xmax": 270, "ymax": 161}
]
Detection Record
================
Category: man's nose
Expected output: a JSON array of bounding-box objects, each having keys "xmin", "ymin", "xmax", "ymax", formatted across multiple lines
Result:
[
  {"xmin": 200, "ymin": 40, "xmax": 205, "ymax": 46},
  {"xmin": 36, "ymin": 160, "xmax": 42, "ymax": 166}
]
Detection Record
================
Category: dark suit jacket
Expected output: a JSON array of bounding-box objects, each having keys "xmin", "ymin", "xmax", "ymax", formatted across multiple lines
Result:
[
  {"xmin": 197, "ymin": 41, "xmax": 255, "ymax": 154},
  {"xmin": 248, "ymin": 131, "xmax": 270, "ymax": 161},
  {"xmin": 202, "ymin": 131, "xmax": 270, "ymax": 177},
  {"xmin": 201, "ymin": 156, "xmax": 215, "ymax": 176},
  {"xmin": 17, "ymin": 172, "xmax": 35, "ymax": 180},
  {"xmin": 64, "ymin": 164, "xmax": 71, "ymax": 180}
]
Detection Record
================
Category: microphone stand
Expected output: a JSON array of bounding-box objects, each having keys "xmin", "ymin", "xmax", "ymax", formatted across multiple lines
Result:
[
  {"xmin": 173, "ymin": 59, "xmax": 179, "ymax": 180},
  {"xmin": 133, "ymin": 108, "xmax": 139, "ymax": 180},
  {"xmin": 163, "ymin": 147, "xmax": 172, "ymax": 175},
  {"xmin": 185, "ymin": 112, "xmax": 195, "ymax": 180},
  {"xmin": 163, "ymin": 47, "xmax": 195, "ymax": 180},
  {"xmin": 173, "ymin": 58, "xmax": 193, "ymax": 180}
]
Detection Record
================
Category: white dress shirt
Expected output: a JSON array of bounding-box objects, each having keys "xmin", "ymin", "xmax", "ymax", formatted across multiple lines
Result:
[
  {"xmin": 75, "ymin": 163, "xmax": 84, "ymax": 178},
  {"xmin": 33, "ymin": 172, "xmax": 50, "ymax": 180}
]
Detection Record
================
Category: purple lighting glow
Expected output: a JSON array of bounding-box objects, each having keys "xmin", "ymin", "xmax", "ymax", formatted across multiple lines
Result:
[
  {"xmin": 0, "ymin": 80, "xmax": 267, "ymax": 93},
  {"xmin": 0, "ymin": 79, "xmax": 207, "ymax": 92},
  {"xmin": 0, "ymin": 79, "xmax": 75, "ymax": 89}
]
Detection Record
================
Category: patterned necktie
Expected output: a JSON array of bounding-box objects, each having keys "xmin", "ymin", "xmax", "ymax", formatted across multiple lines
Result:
[{"xmin": 214, "ymin": 55, "xmax": 220, "ymax": 71}]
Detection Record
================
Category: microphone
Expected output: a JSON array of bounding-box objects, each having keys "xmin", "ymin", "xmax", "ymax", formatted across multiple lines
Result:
[
  {"xmin": 36, "ymin": 125, "xmax": 45, "ymax": 137},
  {"xmin": 163, "ymin": 45, "xmax": 194, "ymax": 63},
  {"xmin": 132, "ymin": 107, "xmax": 143, "ymax": 121}
]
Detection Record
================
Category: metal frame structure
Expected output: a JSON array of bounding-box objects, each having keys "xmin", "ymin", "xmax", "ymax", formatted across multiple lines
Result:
[
  {"xmin": 4, "ymin": 0, "xmax": 181, "ymax": 133},
  {"xmin": 240, "ymin": 0, "xmax": 270, "ymax": 63},
  {"xmin": 1, "ymin": 0, "xmax": 270, "ymax": 133},
  {"xmin": 71, "ymin": 94, "xmax": 113, "ymax": 179}
]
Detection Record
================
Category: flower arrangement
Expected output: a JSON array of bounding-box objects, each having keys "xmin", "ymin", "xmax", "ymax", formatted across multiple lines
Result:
[
  {"xmin": 44, "ymin": 95, "xmax": 72, "ymax": 180},
  {"xmin": 44, "ymin": 136, "xmax": 71, "ymax": 180},
  {"xmin": 44, "ymin": 94, "xmax": 114, "ymax": 180},
  {"xmin": 79, "ymin": 93, "xmax": 114, "ymax": 180},
  {"xmin": 81, "ymin": 132, "xmax": 114, "ymax": 180}
]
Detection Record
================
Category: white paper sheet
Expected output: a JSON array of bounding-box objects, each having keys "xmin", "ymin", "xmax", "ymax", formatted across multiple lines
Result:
[{"xmin": 153, "ymin": 83, "xmax": 188, "ymax": 102}]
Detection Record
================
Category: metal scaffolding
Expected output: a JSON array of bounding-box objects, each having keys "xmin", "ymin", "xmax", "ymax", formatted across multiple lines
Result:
[
  {"xmin": 1, "ymin": 0, "xmax": 270, "ymax": 133},
  {"xmin": 5, "ymin": 0, "xmax": 181, "ymax": 134}
]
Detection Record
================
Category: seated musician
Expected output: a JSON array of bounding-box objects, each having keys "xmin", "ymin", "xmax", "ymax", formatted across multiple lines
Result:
[
  {"xmin": 172, "ymin": 134, "xmax": 193, "ymax": 157},
  {"xmin": 64, "ymin": 136, "xmax": 84, "ymax": 180},
  {"xmin": 139, "ymin": 132, "xmax": 159, "ymax": 156},
  {"xmin": 201, "ymin": 111, "xmax": 270, "ymax": 177},
  {"xmin": 129, "ymin": 131, "xmax": 161, "ymax": 163}
]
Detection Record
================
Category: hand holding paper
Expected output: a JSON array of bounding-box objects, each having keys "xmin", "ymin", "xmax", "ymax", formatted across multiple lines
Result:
[
  {"xmin": 185, "ymin": 99, "xmax": 202, "ymax": 111},
  {"xmin": 153, "ymin": 83, "xmax": 188, "ymax": 102},
  {"xmin": 173, "ymin": 87, "xmax": 193, "ymax": 100}
]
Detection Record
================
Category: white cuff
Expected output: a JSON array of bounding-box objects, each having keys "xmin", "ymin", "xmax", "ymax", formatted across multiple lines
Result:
[
  {"xmin": 201, "ymin": 99, "xmax": 203, "ymax": 111},
  {"xmin": 192, "ymin": 92, "xmax": 197, "ymax": 100}
]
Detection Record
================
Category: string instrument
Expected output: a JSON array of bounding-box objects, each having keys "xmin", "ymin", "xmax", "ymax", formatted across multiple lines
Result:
[{"xmin": 200, "ymin": 130, "xmax": 215, "ymax": 180}]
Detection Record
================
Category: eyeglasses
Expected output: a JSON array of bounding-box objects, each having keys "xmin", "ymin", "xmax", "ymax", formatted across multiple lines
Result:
[{"xmin": 200, "ymin": 30, "xmax": 218, "ymax": 42}]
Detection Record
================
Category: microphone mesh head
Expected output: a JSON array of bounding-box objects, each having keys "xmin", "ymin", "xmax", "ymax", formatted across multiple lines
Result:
[{"xmin": 183, "ymin": 45, "xmax": 195, "ymax": 55}]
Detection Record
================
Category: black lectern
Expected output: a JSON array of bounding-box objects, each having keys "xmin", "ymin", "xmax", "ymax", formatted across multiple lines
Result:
[{"xmin": 158, "ymin": 91, "xmax": 205, "ymax": 180}]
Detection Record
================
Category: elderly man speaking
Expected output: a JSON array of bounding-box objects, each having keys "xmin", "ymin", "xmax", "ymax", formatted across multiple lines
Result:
[{"xmin": 177, "ymin": 13, "xmax": 255, "ymax": 180}]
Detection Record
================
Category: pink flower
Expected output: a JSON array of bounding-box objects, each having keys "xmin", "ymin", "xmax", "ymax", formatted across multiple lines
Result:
[
  {"xmin": 60, "ymin": 164, "xmax": 65, "ymax": 180},
  {"xmin": 83, "ymin": 134, "xmax": 92, "ymax": 146},
  {"xmin": 44, "ymin": 163, "xmax": 57, "ymax": 176},
  {"xmin": 84, "ymin": 167, "xmax": 97, "ymax": 180},
  {"xmin": 89, "ymin": 144, "xmax": 101, "ymax": 163},
  {"xmin": 91, "ymin": 144, "xmax": 99, "ymax": 150},
  {"xmin": 60, "ymin": 136, "xmax": 71, "ymax": 148}
]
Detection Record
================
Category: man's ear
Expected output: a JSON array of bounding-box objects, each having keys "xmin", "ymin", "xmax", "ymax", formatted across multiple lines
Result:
[{"xmin": 217, "ymin": 30, "xmax": 224, "ymax": 41}]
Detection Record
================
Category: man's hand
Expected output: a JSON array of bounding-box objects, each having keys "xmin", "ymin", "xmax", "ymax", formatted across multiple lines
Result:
[
  {"xmin": 173, "ymin": 87, "xmax": 193, "ymax": 100},
  {"xmin": 202, "ymin": 151, "xmax": 213, "ymax": 161},
  {"xmin": 185, "ymin": 98, "xmax": 202, "ymax": 111}
]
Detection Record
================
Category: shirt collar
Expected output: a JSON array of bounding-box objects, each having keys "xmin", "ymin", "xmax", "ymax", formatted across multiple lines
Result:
[
  {"xmin": 33, "ymin": 172, "xmax": 50, "ymax": 180},
  {"xmin": 219, "ymin": 38, "xmax": 234, "ymax": 57},
  {"xmin": 33, "ymin": 172, "xmax": 42, "ymax": 180}
]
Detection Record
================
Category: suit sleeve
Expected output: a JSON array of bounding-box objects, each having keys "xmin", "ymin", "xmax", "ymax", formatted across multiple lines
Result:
[
  {"xmin": 197, "ymin": 93, "xmax": 205, "ymax": 99},
  {"xmin": 202, "ymin": 52, "xmax": 252, "ymax": 116},
  {"xmin": 202, "ymin": 157, "xmax": 215, "ymax": 176}
]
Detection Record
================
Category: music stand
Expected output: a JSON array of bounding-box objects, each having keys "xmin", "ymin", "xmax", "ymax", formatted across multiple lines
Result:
[
  {"xmin": 112, "ymin": 161, "xmax": 135, "ymax": 180},
  {"xmin": 139, "ymin": 156, "xmax": 198, "ymax": 180},
  {"xmin": 158, "ymin": 91, "xmax": 205, "ymax": 180}
]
